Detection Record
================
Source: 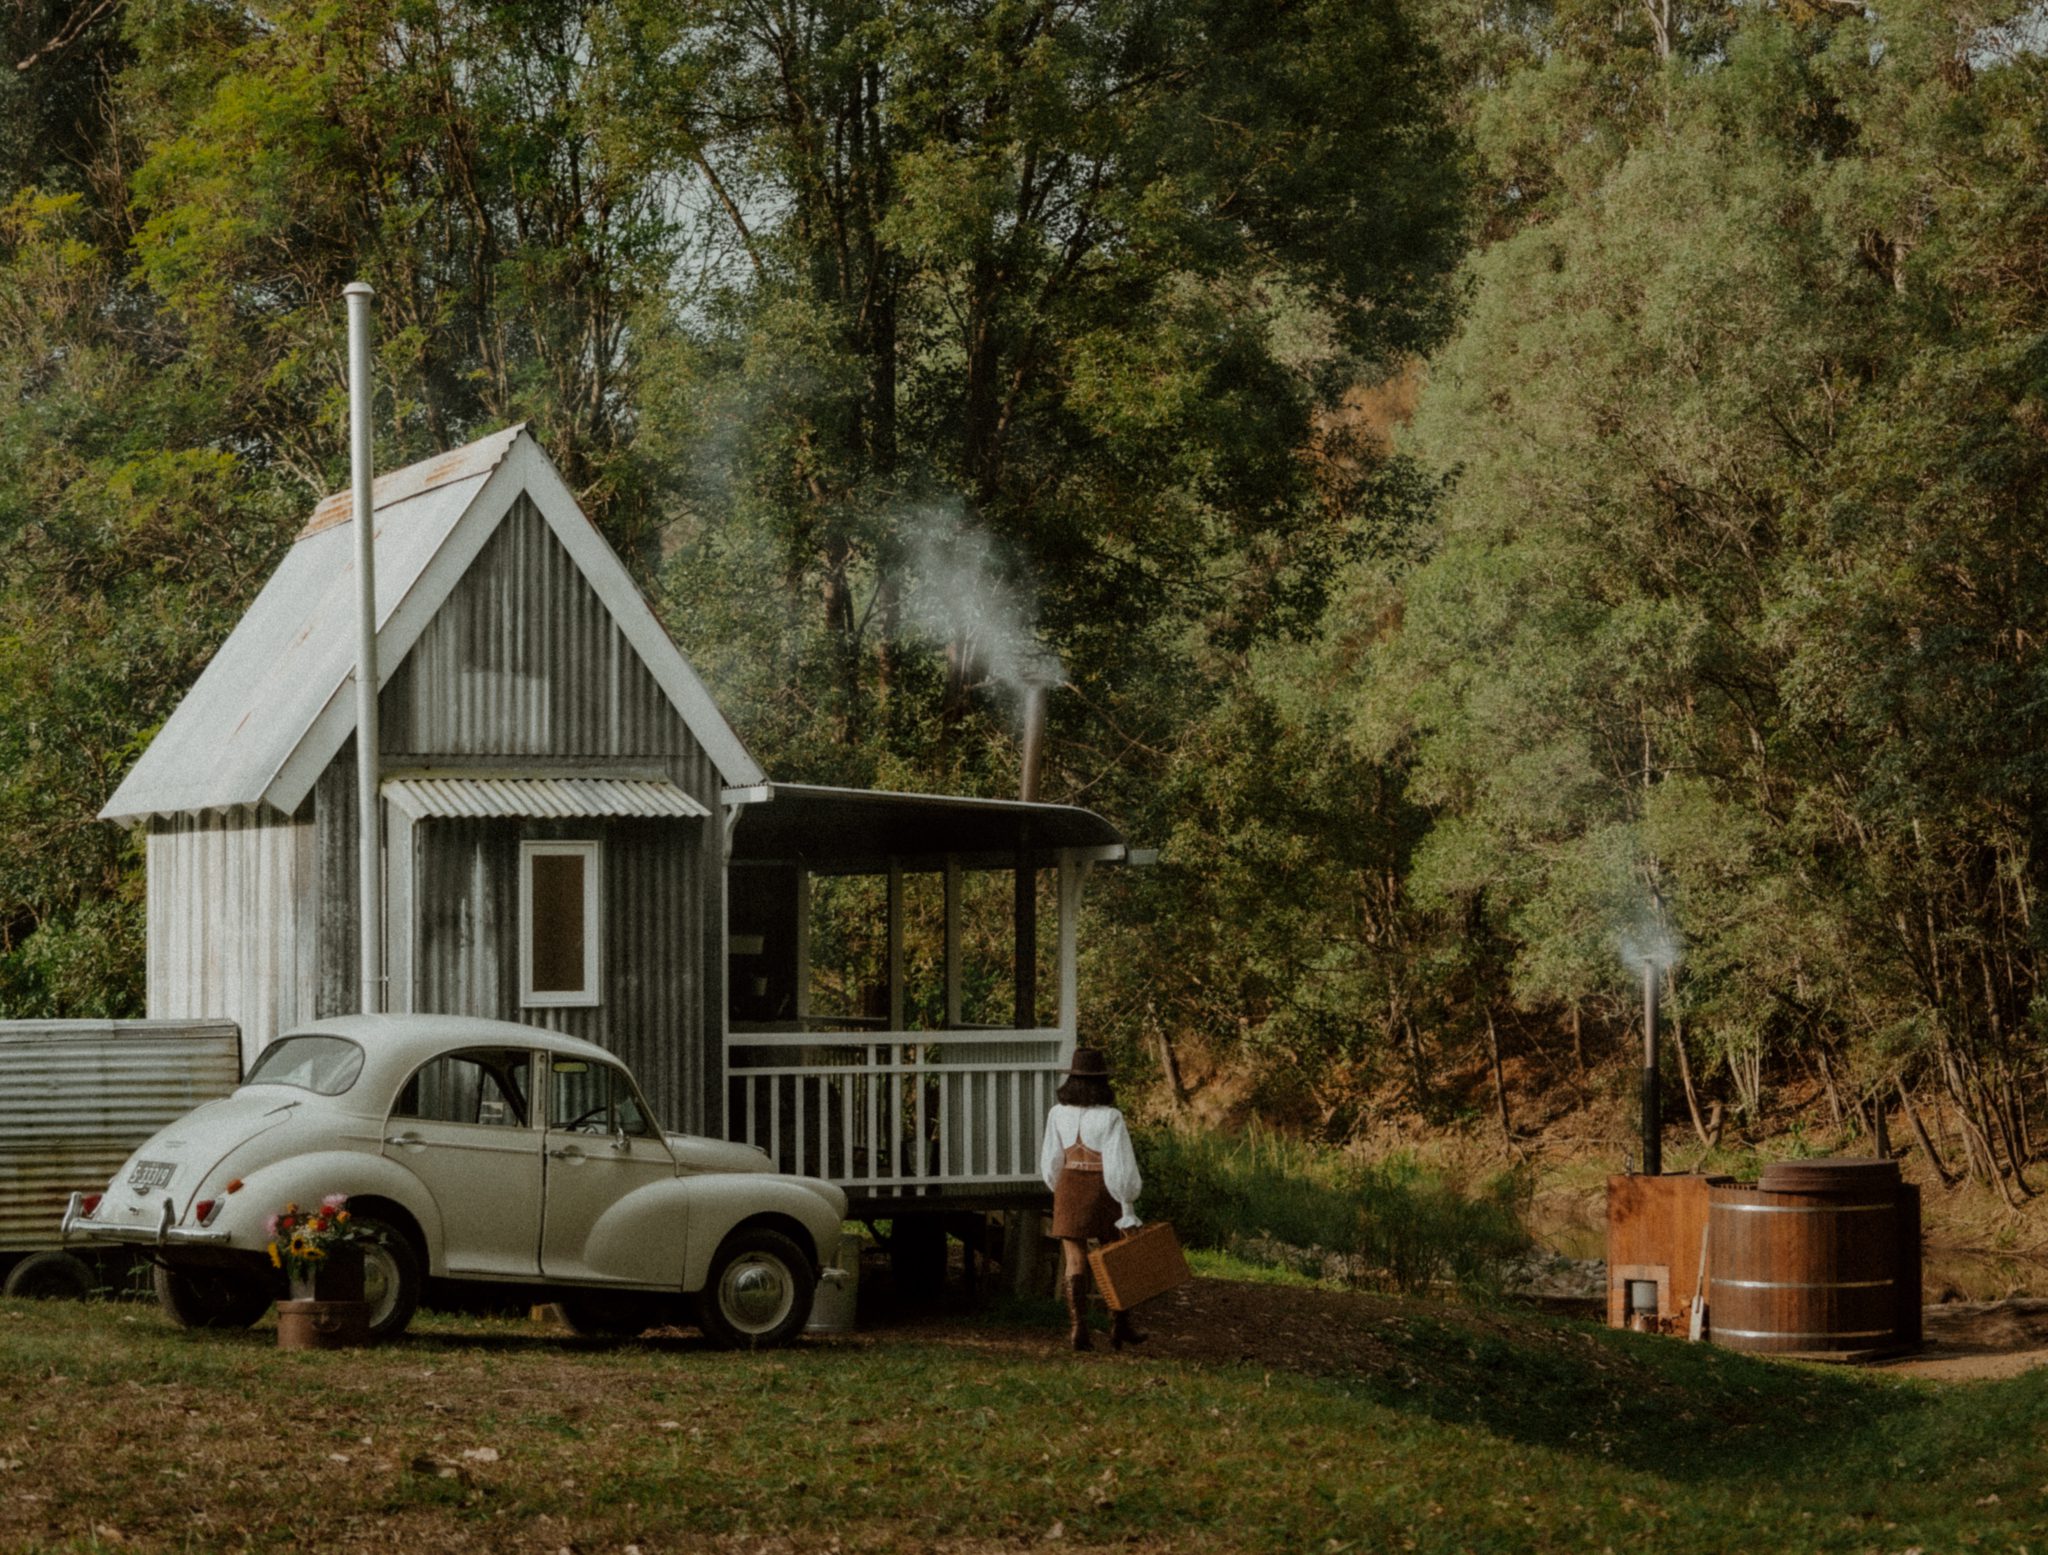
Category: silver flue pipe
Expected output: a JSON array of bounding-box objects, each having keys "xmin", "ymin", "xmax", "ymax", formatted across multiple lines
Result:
[
  {"xmin": 1019, "ymin": 683, "xmax": 1047, "ymax": 804},
  {"xmin": 344, "ymin": 281, "xmax": 383, "ymax": 1015}
]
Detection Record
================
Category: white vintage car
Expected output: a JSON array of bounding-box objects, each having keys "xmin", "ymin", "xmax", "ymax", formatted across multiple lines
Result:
[{"xmin": 60, "ymin": 1014, "xmax": 846, "ymax": 1346}]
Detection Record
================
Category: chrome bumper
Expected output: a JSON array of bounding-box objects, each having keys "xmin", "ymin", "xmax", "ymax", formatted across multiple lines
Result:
[
  {"xmin": 819, "ymin": 1265, "xmax": 849, "ymax": 1288},
  {"xmin": 60, "ymin": 1192, "xmax": 231, "ymax": 1249}
]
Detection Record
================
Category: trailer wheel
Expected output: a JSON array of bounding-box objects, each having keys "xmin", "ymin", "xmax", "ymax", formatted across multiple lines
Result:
[
  {"xmin": 153, "ymin": 1261, "xmax": 273, "ymax": 1329},
  {"xmin": 3, "ymin": 1251, "xmax": 95, "ymax": 1301}
]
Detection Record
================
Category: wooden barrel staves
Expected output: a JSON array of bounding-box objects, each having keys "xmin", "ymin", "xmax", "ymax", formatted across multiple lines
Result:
[{"xmin": 1708, "ymin": 1159, "xmax": 1911, "ymax": 1359}]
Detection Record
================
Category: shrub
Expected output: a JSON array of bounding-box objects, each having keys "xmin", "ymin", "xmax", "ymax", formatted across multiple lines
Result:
[{"xmin": 1132, "ymin": 1122, "xmax": 1529, "ymax": 1297}]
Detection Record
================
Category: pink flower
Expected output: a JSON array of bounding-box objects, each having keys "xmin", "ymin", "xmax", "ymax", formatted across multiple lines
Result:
[
  {"xmin": 321, "ymin": 1194, "xmax": 348, "ymax": 1212},
  {"xmin": 264, "ymin": 1215, "xmax": 279, "ymax": 1237}
]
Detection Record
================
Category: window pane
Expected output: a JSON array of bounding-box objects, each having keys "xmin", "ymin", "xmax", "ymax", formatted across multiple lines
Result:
[
  {"xmin": 393, "ymin": 1049, "xmax": 532, "ymax": 1127},
  {"xmin": 244, "ymin": 1035, "xmax": 365, "ymax": 1096},
  {"xmin": 530, "ymin": 852, "xmax": 587, "ymax": 993},
  {"xmin": 551, "ymin": 1059, "xmax": 611, "ymax": 1131},
  {"xmin": 396, "ymin": 1056, "xmax": 486, "ymax": 1124}
]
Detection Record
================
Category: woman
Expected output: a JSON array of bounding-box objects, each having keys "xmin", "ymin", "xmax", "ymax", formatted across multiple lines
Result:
[{"xmin": 1039, "ymin": 1046, "xmax": 1145, "ymax": 1352}]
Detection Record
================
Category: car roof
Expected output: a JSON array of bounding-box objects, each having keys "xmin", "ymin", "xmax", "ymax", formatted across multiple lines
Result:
[{"xmin": 265, "ymin": 1014, "xmax": 623, "ymax": 1094}]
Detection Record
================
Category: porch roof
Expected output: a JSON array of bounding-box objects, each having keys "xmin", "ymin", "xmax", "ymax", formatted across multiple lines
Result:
[
  {"xmin": 722, "ymin": 782, "xmax": 1124, "ymax": 872},
  {"xmin": 385, "ymin": 774, "xmax": 710, "ymax": 820}
]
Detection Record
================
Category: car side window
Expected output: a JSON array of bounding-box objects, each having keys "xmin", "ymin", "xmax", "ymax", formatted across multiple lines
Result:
[
  {"xmin": 394, "ymin": 1048, "xmax": 531, "ymax": 1128},
  {"xmin": 550, "ymin": 1059, "xmax": 660, "ymax": 1138}
]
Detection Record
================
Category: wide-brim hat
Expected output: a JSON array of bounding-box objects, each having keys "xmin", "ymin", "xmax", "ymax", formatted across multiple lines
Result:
[{"xmin": 1065, "ymin": 1047, "xmax": 1111, "ymax": 1078}]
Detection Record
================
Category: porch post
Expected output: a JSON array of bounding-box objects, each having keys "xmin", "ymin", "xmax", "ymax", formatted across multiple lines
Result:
[
  {"xmin": 887, "ymin": 858, "xmax": 904, "ymax": 1031},
  {"xmin": 1057, "ymin": 849, "xmax": 1081, "ymax": 1045},
  {"xmin": 1013, "ymin": 825, "xmax": 1037, "ymax": 1029},
  {"xmin": 943, "ymin": 854, "xmax": 962, "ymax": 1027},
  {"xmin": 794, "ymin": 866, "xmax": 812, "ymax": 1027}
]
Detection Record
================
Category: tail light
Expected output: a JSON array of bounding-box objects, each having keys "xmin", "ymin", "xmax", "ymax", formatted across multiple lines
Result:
[
  {"xmin": 195, "ymin": 1198, "xmax": 221, "ymax": 1226},
  {"xmin": 79, "ymin": 1194, "xmax": 102, "ymax": 1218}
]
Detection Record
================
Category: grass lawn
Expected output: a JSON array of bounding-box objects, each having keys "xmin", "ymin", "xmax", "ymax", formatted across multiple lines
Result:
[{"xmin": 3, "ymin": 1281, "xmax": 2044, "ymax": 1554}]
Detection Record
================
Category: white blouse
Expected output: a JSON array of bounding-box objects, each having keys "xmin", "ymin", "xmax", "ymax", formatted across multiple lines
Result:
[{"xmin": 1039, "ymin": 1104, "xmax": 1143, "ymax": 1228}]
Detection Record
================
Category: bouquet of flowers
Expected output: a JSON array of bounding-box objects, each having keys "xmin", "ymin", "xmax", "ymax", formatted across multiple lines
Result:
[{"xmin": 265, "ymin": 1194, "xmax": 377, "ymax": 1284}]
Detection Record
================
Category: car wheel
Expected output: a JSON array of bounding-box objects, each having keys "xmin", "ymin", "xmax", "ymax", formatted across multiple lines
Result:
[
  {"xmin": 351, "ymin": 1216, "xmax": 422, "ymax": 1342},
  {"xmin": 553, "ymin": 1290, "xmax": 662, "ymax": 1340},
  {"xmin": 4, "ymin": 1251, "xmax": 95, "ymax": 1301},
  {"xmin": 153, "ymin": 1261, "xmax": 274, "ymax": 1329},
  {"xmin": 694, "ymin": 1228, "xmax": 816, "ymax": 1350}
]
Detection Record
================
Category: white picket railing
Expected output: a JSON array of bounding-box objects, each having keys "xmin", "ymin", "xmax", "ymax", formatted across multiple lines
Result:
[{"xmin": 724, "ymin": 1028, "xmax": 1067, "ymax": 1190}]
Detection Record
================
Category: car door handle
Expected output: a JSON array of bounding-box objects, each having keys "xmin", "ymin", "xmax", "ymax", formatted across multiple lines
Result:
[
  {"xmin": 384, "ymin": 1132, "xmax": 425, "ymax": 1149},
  {"xmin": 547, "ymin": 1146, "xmax": 584, "ymax": 1160}
]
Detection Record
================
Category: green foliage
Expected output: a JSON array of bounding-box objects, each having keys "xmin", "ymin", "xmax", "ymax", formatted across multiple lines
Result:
[
  {"xmin": 1135, "ymin": 1122, "xmax": 1530, "ymax": 1296},
  {"xmin": 1346, "ymin": 0, "xmax": 2048, "ymax": 1154}
]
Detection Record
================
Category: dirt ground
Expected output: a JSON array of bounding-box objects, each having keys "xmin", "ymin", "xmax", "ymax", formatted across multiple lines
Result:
[
  {"xmin": 1874, "ymin": 1298, "xmax": 2048, "ymax": 1381},
  {"xmin": 857, "ymin": 1276, "xmax": 1415, "ymax": 1374},
  {"xmin": 863, "ymin": 1275, "xmax": 2048, "ymax": 1384}
]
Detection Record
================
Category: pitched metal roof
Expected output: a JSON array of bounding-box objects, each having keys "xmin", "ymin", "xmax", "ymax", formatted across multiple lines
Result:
[
  {"xmin": 383, "ymin": 775, "xmax": 710, "ymax": 820},
  {"xmin": 101, "ymin": 428, "xmax": 762, "ymax": 823}
]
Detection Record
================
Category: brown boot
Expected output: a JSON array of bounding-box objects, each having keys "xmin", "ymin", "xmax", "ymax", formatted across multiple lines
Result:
[
  {"xmin": 1065, "ymin": 1275, "xmax": 1093, "ymax": 1352},
  {"xmin": 1109, "ymin": 1308, "xmax": 1147, "ymax": 1352}
]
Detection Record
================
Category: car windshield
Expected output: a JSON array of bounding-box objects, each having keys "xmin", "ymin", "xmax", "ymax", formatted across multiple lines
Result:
[{"xmin": 243, "ymin": 1035, "xmax": 365, "ymax": 1096}]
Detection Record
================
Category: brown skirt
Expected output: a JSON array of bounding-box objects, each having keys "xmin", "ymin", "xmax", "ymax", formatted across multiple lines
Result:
[{"xmin": 1051, "ymin": 1168, "xmax": 1120, "ymax": 1243}]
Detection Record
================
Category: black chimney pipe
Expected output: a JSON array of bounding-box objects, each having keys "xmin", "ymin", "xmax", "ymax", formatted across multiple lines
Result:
[{"xmin": 1641, "ymin": 961, "xmax": 1662, "ymax": 1176}]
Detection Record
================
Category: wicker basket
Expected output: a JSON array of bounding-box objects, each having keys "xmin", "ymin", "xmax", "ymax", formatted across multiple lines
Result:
[{"xmin": 1088, "ymin": 1222, "xmax": 1191, "ymax": 1312}]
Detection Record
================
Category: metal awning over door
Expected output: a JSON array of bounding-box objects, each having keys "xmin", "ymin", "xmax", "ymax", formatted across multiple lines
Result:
[{"xmin": 383, "ymin": 775, "xmax": 709, "ymax": 820}]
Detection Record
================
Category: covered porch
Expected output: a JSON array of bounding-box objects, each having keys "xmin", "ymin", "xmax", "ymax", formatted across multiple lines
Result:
[{"xmin": 720, "ymin": 783, "xmax": 1125, "ymax": 1208}]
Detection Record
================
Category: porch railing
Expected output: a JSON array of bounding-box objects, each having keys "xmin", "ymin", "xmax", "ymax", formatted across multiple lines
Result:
[{"xmin": 724, "ymin": 1028, "xmax": 1067, "ymax": 1191}]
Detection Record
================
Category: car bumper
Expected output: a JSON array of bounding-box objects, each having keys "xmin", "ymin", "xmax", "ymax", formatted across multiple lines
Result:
[{"xmin": 60, "ymin": 1192, "xmax": 231, "ymax": 1249}]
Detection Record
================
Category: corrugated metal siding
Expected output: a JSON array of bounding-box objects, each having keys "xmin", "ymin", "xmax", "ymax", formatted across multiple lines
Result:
[
  {"xmin": 0, "ymin": 1021, "xmax": 240, "ymax": 1250},
  {"xmin": 314, "ymin": 753, "xmax": 361, "ymax": 1020},
  {"xmin": 407, "ymin": 817, "xmax": 705, "ymax": 1132},
  {"xmin": 145, "ymin": 811, "xmax": 315, "ymax": 1066},
  {"xmin": 301, "ymin": 491, "xmax": 728, "ymax": 1129},
  {"xmin": 381, "ymin": 496, "xmax": 694, "ymax": 762}
]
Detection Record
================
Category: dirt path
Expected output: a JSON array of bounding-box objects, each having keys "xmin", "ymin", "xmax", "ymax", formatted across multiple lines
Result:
[
  {"xmin": 1873, "ymin": 1298, "xmax": 2048, "ymax": 1382},
  {"xmin": 859, "ymin": 1278, "xmax": 2048, "ymax": 1384}
]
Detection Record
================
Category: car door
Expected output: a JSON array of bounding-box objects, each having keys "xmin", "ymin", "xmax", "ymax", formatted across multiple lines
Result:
[
  {"xmin": 383, "ymin": 1046, "xmax": 544, "ymax": 1277},
  {"xmin": 539, "ymin": 1055, "xmax": 681, "ymax": 1285}
]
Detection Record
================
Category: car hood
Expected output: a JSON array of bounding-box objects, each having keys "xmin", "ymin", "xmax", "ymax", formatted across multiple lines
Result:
[
  {"xmin": 665, "ymin": 1133, "xmax": 776, "ymax": 1174},
  {"xmin": 97, "ymin": 1089, "xmax": 308, "ymax": 1224}
]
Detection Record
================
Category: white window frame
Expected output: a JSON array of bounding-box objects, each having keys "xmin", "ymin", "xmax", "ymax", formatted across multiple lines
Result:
[{"xmin": 519, "ymin": 840, "xmax": 602, "ymax": 1008}]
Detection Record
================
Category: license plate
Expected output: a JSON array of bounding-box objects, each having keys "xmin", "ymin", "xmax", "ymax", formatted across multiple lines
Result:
[{"xmin": 127, "ymin": 1160, "xmax": 175, "ymax": 1191}]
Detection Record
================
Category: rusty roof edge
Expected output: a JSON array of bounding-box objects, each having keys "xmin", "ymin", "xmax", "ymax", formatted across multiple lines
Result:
[{"xmin": 299, "ymin": 422, "xmax": 526, "ymax": 539}]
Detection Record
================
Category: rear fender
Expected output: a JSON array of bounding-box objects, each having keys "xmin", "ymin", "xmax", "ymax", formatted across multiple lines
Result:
[{"xmin": 197, "ymin": 1152, "xmax": 442, "ymax": 1271}]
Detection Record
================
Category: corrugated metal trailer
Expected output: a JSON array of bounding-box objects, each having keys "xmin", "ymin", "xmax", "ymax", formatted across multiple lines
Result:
[{"xmin": 0, "ymin": 1019, "xmax": 240, "ymax": 1295}]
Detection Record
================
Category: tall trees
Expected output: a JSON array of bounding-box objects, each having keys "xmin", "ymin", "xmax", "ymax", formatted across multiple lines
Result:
[
  {"xmin": 0, "ymin": 0, "xmax": 1471, "ymax": 1025},
  {"xmin": 1366, "ymin": 0, "xmax": 2048, "ymax": 1172},
  {"xmin": 648, "ymin": 0, "xmax": 1466, "ymax": 780}
]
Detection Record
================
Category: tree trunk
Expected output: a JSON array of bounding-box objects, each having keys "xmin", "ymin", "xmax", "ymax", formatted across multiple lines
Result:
[
  {"xmin": 1896, "ymin": 1074, "xmax": 1959, "ymax": 1188},
  {"xmin": 1150, "ymin": 999, "xmax": 1189, "ymax": 1110},
  {"xmin": 1484, "ymin": 1007, "xmax": 1512, "ymax": 1143}
]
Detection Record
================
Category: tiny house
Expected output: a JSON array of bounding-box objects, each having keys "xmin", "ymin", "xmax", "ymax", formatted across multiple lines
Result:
[{"xmin": 102, "ymin": 427, "xmax": 1126, "ymax": 1216}]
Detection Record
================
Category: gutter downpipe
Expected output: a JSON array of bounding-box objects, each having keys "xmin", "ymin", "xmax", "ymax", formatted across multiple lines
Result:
[{"xmin": 345, "ymin": 281, "xmax": 383, "ymax": 1016}]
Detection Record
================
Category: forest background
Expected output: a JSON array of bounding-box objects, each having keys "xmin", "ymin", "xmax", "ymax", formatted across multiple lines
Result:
[{"xmin": 6, "ymin": 0, "xmax": 2048, "ymax": 1207}]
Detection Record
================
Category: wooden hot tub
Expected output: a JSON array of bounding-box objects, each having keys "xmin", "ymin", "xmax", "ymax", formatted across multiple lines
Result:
[{"xmin": 1707, "ymin": 1158, "xmax": 1920, "ymax": 1359}]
